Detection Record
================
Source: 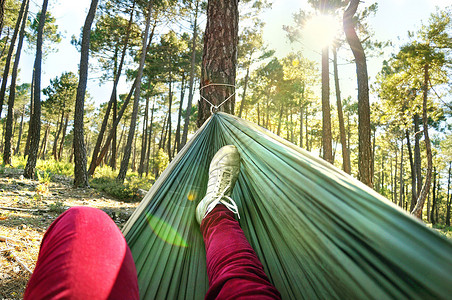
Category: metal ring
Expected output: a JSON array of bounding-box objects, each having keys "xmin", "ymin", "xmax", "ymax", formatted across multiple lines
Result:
[{"xmin": 210, "ymin": 105, "xmax": 218, "ymax": 114}]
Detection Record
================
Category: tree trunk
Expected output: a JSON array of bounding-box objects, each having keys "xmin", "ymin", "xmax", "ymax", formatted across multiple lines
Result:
[
  {"xmin": 299, "ymin": 101, "xmax": 304, "ymax": 148},
  {"xmin": 24, "ymin": 0, "xmax": 47, "ymax": 179},
  {"xmin": 110, "ymin": 88, "xmax": 117, "ymax": 169},
  {"xmin": 0, "ymin": 0, "xmax": 5, "ymax": 38},
  {"xmin": 333, "ymin": 47, "xmax": 350, "ymax": 173},
  {"xmin": 197, "ymin": 0, "xmax": 238, "ymax": 126},
  {"xmin": 394, "ymin": 146, "xmax": 398, "ymax": 204},
  {"xmin": 167, "ymin": 77, "xmax": 173, "ymax": 161},
  {"xmin": 3, "ymin": 0, "xmax": 28, "ymax": 165},
  {"xmin": 88, "ymin": 78, "xmax": 137, "ymax": 176},
  {"xmin": 145, "ymin": 100, "xmax": 155, "ymax": 176},
  {"xmin": 446, "ymin": 161, "xmax": 451, "ymax": 227},
  {"xmin": 0, "ymin": 0, "xmax": 28, "ymax": 119},
  {"xmin": 414, "ymin": 113, "xmax": 423, "ymax": 197},
  {"xmin": 430, "ymin": 167, "xmax": 437, "ymax": 225},
  {"xmin": 399, "ymin": 138, "xmax": 404, "ymax": 207},
  {"xmin": 174, "ymin": 75, "xmax": 185, "ymax": 153},
  {"xmin": 181, "ymin": 1, "xmax": 199, "ymax": 148},
  {"xmin": 14, "ymin": 107, "xmax": 25, "ymax": 155},
  {"xmin": 238, "ymin": 61, "xmax": 251, "ymax": 118},
  {"xmin": 73, "ymin": 0, "xmax": 98, "ymax": 187},
  {"xmin": 39, "ymin": 123, "xmax": 49, "ymax": 159},
  {"xmin": 58, "ymin": 114, "xmax": 68, "ymax": 160},
  {"xmin": 138, "ymin": 94, "xmax": 149, "ymax": 177},
  {"xmin": 406, "ymin": 129, "xmax": 417, "ymax": 211},
  {"xmin": 411, "ymin": 64, "xmax": 433, "ymax": 219},
  {"xmin": 343, "ymin": 0, "xmax": 372, "ymax": 187},
  {"xmin": 52, "ymin": 111, "xmax": 63, "ymax": 159},
  {"xmin": 117, "ymin": 0, "xmax": 154, "ymax": 183}
]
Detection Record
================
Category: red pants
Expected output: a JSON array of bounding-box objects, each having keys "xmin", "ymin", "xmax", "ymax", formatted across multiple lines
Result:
[
  {"xmin": 202, "ymin": 205, "xmax": 281, "ymax": 299},
  {"xmin": 25, "ymin": 206, "xmax": 280, "ymax": 299},
  {"xmin": 24, "ymin": 207, "xmax": 139, "ymax": 300}
]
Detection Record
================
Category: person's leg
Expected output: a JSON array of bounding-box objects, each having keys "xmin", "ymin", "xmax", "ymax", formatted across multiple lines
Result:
[
  {"xmin": 24, "ymin": 206, "xmax": 139, "ymax": 300},
  {"xmin": 201, "ymin": 205, "xmax": 281, "ymax": 300},
  {"xmin": 196, "ymin": 145, "xmax": 280, "ymax": 299}
]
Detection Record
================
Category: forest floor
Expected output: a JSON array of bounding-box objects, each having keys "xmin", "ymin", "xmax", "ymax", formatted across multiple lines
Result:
[{"xmin": 0, "ymin": 167, "xmax": 140, "ymax": 299}]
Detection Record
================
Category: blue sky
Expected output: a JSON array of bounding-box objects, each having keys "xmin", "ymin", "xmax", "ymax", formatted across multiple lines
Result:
[{"xmin": 16, "ymin": 0, "xmax": 451, "ymax": 107}]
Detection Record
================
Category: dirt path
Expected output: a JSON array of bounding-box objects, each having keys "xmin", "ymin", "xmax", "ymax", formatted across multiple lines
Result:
[{"xmin": 0, "ymin": 168, "xmax": 139, "ymax": 299}]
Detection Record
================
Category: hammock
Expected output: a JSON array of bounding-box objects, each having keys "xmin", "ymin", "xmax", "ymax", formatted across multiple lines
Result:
[{"xmin": 122, "ymin": 112, "xmax": 452, "ymax": 300}]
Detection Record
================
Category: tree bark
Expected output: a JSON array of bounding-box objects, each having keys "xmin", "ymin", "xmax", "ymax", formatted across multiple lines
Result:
[
  {"xmin": 73, "ymin": 0, "xmax": 98, "ymax": 187},
  {"xmin": 0, "ymin": 0, "xmax": 28, "ymax": 120},
  {"xmin": 52, "ymin": 110, "xmax": 63, "ymax": 159},
  {"xmin": 145, "ymin": 100, "xmax": 155, "ymax": 176},
  {"xmin": 3, "ymin": 0, "xmax": 28, "ymax": 165},
  {"xmin": 197, "ymin": 0, "xmax": 238, "ymax": 126},
  {"xmin": 14, "ymin": 106, "xmax": 25, "ymax": 155},
  {"xmin": 320, "ymin": 44, "xmax": 333, "ymax": 163},
  {"xmin": 333, "ymin": 47, "xmax": 350, "ymax": 173},
  {"xmin": 414, "ymin": 114, "xmax": 423, "ymax": 197},
  {"xmin": 167, "ymin": 76, "xmax": 173, "ymax": 161},
  {"xmin": 411, "ymin": 64, "xmax": 433, "ymax": 219},
  {"xmin": 446, "ymin": 161, "xmax": 451, "ymax": 227},
  {"xmin": 430, "ymin": 167, "xmax": 437, "ymax": 224},
  {"xmin": 24, "ymin": 0, "xmax": 47, "ymax": 179},
  {"xmin": 58, "ymin": 114, "xmax": 68, "ymax": 160},
  {"xmin": 238, "ymin": 61, "xmax": 251, "ymax": 118},
  {"xmin": 399, "ymin": 138, "xmax": 404, "ymax": 207},
  {"xmin": 343, "ymin": 0, "xmax": 372, "ymax": 187},
  {"xmin": 117, "ymin": 0, "xmax": 154, "ymax": 183},
  {"xmin": 181, "ymin": 0, "xmax": 199, "ymax": 148},
  {"xmin": 175, "ymin": 75, "xmax": 185, "ymax": 153},
  {"xmin": 138, "ymin": 93, "xmax": 149, "ymax": 177}
]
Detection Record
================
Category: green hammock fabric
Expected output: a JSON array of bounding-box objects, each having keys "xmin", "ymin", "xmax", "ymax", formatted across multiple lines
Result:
[{"xmin": 122, "ymin": 112, "xmax": 452, "ymax": 300}]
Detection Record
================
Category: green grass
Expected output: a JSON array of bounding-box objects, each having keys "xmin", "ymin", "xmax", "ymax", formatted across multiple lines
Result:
[
  {"xmin": 432, "ymin": 224, "xmax": 452, "ymax": 239},
  {"xmin": 6, "ymin": 155, "xmax": 154, "ymax": 202},
  {"xmin": 90, "ymin": 165, "xmax": 154, "ymax": 202}
]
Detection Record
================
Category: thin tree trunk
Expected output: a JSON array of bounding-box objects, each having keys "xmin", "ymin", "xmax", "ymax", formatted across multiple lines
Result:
[
  {"xmin": 167, "ymin": 77, "xmax": 173, "ymax": 161},
  {"xmin": 414, "ymin": 114, "xmax": 423, "ymax": 198},
  {"xmin": 24, "ymin": 0, "xmax": 47, "ymax": 179},
  {"xmin": 197, "ymin": 0, "xmax": 238, "ymax": 126},
  {"xmin": 446, "ymin": 161, "xmax": 451, "ymax": 226},
  {"xmin": 39, "ymin": 123, "xmax": 49, "ymax": 159},
  {"xmin": 73, "ymin": 0, "xmax": 98, "ymax": 187},
  {"xmin": 238, "ymin": 60, "xmax": 251, "ymax": 118},
  {"xmin": 299, "ymin": 100, "xmax": 304, "ymax": 148},
  {"xmin": 412, "ymin": 64, "xmax": 433, "ymax": 219},
  {"xmin": 110, "ymin": 88, "xmax": 117, "ymax": 169},
  {"xmin": 175, "ymin": 75, "xmax": 185, "ymax": 153},
  {"xmin": 406, "ymin": 129, "xmax": 417, "ymax": 211},
  {"xmin": 344, "ymin": 0, "xmax": 372, "ymax": 187},
  {"xmin": 117, "ymin": 0, "xmax": 154, "ymax": 183},
  {"xmin": 333, "ymin": 47, "xmax": 350, "ymax": 173},
  {"xmin": 399, "ymin": 137, "xmax": 404, "ymax": 207},
  {"xmin": 3, "ymin": 0, "xmax": 28, "ymax": 165},
  {"xmin": 430, "ymin": 167, "xmax": 437, "ymax": 224},
  {"xmin": 58, "ymin": 114, "xmax": 68, "ymax": 160},
  {"xmin": 138, "ymin": 94, "xmax": 149, "ymax": 177},
  {"xmin": 0, "ymin": 0, "xmax": 28, "ymax": 119},
  {"xmin": 181, "ymin": 0, "xmax": 199, "ymax": 147},
  {"xmin": 394, "ymin": 146, "xmax": 398, "ymax": 204},
  {"xmin": 14, "ymin": 106, "xmax": 24, "ymax": 155},
  {"xmin": 145, "ymin": 100, "xmax": 155, "ymax": 176}
]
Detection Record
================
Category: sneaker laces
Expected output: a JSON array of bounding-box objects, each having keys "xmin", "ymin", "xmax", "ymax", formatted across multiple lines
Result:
[{"xmin": 203, "ymin": 169, "xmax": 240, "ymax": 219}]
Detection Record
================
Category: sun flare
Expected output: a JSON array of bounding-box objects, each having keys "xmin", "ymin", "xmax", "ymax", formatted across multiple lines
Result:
[{"xmin": 303, "ymin": 14, "xmax": 341, "ymax": 49}]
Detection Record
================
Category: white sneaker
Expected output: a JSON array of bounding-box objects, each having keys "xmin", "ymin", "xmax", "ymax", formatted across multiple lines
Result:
[{"xmin": 196, "ymin": 145, "xmax": 241, "ymax": 224}]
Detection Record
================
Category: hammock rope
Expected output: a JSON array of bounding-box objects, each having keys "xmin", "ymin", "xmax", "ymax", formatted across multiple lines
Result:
[{"xmin": 123, "ymin": 112, "xmax": 452, "ymax": 300}]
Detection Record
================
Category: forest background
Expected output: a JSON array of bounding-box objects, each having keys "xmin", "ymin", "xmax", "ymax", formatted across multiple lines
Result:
[{"xmin": 0, "ymin": 0, "xmax": 451, "ymax": 230}]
